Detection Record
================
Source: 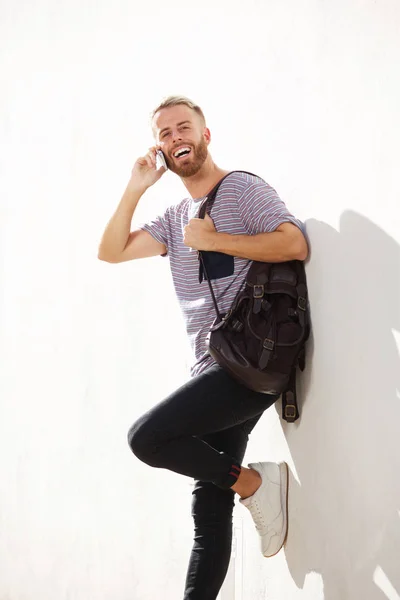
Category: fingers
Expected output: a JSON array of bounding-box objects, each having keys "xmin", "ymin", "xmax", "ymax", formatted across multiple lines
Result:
[
  {"xmin": 148, "ymin": 145, "xmax": 165, "ymax": 167},
  {"xmin": 143, "ymin": 147, "xmax": 155, "ymax": 169},
  {"xmin": 135, "ymin": 146, "xmax": 163, "ymax": 172}
]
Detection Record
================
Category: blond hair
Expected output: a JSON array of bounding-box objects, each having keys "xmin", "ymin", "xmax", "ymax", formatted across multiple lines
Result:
[{"xmin": 150, "ymin": 96, "xmax": 206, "ymax": 126}]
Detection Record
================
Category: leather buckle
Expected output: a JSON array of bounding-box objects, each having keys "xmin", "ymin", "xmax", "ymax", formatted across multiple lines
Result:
[
  {"xmin": 284, "ymin": 404, "xmax": 296, "ymax": 420},
  {"xmin": 263, "ymin": 338, "xmax": 274, "ymax": 350},
  {"xmin": 298, "ymin": 296, "xmax": 307, "ymax": 311},
  {"xmin": 222, "ymin": 309, "xmax": 232, "ymax": 321},
  {"xmin": 254, "ymin": 284, "xmax": 264, "ymax": 299},
  {"xmin": 231, "ymin": 319, "xmax": 243, "ymax": 332}
]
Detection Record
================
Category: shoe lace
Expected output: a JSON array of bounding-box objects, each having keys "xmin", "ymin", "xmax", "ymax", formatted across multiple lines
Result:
[{"xmin": 250, "ymin": 500, "xmax": 266, "ymax": 531}]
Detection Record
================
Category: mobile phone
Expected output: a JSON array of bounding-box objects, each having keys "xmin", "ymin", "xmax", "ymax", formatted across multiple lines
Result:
[{"xmin": 156, "ymin": 150, "xmax": 168, "ymax": 170}]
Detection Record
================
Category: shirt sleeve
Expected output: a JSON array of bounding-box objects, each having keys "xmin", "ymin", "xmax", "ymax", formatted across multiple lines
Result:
[
  {"xmin": 237, "ymin": 181, "xmax": 303, "ymax": 235},
  {"xmin": 138, "ymin": 207, "xmax": 170, "ymax": 257}
]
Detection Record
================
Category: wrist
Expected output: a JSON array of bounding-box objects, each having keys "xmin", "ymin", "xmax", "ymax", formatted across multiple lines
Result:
[
  {"xmin": 127, "ymin": 178, "xmax": 149, "ymax": 196},
  {"xmin": 209, "ymin": 231, "xmax": 227, "ymax": 252}
]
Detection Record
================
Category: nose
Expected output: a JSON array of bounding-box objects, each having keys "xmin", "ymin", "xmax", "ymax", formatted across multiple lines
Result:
[{"xmin": 171, "ymin": 129, "xmax": 182, "ymax": 142}]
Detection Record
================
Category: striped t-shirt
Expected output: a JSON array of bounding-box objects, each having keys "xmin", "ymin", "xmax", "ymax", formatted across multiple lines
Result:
[{"xmin": 139, "ymin": 171, "xmax": 302, "ymax": 378}]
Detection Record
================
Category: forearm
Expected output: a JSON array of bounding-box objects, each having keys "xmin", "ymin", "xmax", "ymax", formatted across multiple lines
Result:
[
  {"xmin": 98, "ymin": 182, "xmax": 147, "ymax": 261},
  {"xmin": 210, "ymin": 228, "xmax": 308, "ymax": 262}
]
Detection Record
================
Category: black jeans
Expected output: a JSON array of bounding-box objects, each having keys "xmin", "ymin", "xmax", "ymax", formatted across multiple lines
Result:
[{"xmin": 127, "ymin": 363, "xmax": 278, "ymax": 600}]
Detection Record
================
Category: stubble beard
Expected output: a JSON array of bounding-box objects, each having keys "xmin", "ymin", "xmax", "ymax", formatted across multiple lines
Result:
[{"xmin": 167, "ymin": 138, "xmax": 208, "ymax": 178}]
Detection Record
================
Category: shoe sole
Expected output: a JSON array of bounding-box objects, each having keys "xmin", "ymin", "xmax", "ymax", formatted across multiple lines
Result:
[{"xmin": 263, "ymin": 461, "xmax": 289, "ymax": 558}]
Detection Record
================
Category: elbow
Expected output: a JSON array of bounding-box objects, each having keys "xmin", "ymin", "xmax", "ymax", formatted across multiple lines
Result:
[
  {"xmin": 295, "ymin": 243, "xmax": 308, "ymax": 261},
  {"xmin": 276, "ymin": 224, "xmax": 309, "ymax": 262},
  {"xmin": 292, "ymin": 236, "xmax": 309, "ymax": 262},
  {"xmin": 98, "ymin": 252, "xmax": 118, "ymax": 263}
]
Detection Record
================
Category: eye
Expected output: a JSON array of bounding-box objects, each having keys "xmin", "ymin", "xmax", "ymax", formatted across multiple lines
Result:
[{"xmin": 161, "ymin": 131, "xmax": 170, "ymax": 139}]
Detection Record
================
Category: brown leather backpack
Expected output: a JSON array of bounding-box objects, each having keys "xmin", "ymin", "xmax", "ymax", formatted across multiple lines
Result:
[{"xmin": 197, "ymin": 171, "xmax": 310, "ymax": 422}]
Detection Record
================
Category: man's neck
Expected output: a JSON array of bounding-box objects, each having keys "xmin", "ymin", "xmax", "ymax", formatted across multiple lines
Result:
[{"xmin": 180, "ymin": 158, "xmax": 231, "ymax": 200}]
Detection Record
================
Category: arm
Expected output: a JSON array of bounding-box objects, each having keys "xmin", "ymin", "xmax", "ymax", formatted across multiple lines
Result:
[
  {"xmin": 97, "ymin": 182, "xmax": 166, "ymax": 263},
  {"xmin": 98, "ymin": 146, "xmax": 167, "ymax": 263},
  {"xmin": 184, "ymin": 179, "xmax": 308, "ymax": 262},
  {"xmin": 184, "ymin": 217, "xmax": 308, "ymax": 262},
  {"xmin": 209, "ymin": 222, "xmax": 308, "ymax": 262}
]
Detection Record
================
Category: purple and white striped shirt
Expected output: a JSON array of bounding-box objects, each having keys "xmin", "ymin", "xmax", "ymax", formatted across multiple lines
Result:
[{"xmin": 139, "ymin": 171, "xmax": 302, "ymax": 377}]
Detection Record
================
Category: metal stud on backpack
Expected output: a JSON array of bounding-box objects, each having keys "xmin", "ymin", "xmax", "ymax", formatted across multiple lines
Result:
[{"xmin": 197, "ymin": 172, "xmax": 311, "ymax": 423}]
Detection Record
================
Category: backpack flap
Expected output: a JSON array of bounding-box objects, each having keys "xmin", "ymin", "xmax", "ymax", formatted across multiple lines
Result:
[{"xmin": 245, "ymin": 262, "xmax": 272, "ymax": 315}]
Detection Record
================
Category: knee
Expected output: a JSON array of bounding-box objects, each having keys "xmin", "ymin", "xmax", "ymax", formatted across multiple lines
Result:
[
  {"xmin": 127, "ymin": 418, "xmax": 155, "ymax": 464},
  {"xmin": 127, "ymin": 420, "xmax": 142, "ymax": 457}
]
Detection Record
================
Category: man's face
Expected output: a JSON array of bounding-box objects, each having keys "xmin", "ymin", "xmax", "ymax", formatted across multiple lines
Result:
[{"xmin": 152, "ymin": 105, "xmax": 210, "ymax": 177}]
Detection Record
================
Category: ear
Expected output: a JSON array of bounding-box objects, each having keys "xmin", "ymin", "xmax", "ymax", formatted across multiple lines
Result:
[{"xmin": 203, "ymin": 127, "xmax": 211, "ymax": 145}]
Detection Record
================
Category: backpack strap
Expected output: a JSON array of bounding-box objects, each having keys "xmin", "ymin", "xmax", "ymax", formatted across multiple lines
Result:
[
  {"xmin": 197, "ymin": 171, "xmax": 262, "ymax": 219},
  {"xmin": 281, "ymin": 369, "xmax": 300, "ymax": 423},
  {"xmin": 281, "ymin": 264, "xmax": 308, "ymax": 423},
  {"xmin": 294, "ymin": 261, "xmax": 308, "ymax": 328},
  {"xmin": 197, "ymin": 252, "xmax": 223, "ymax": 322},
  {"xmin": 197, "ymin": 171, "xmax": 263, "ymax": 284},
  {"xmin": 197, "ymin": 172, "xmax": 262, "ymax": 319}
]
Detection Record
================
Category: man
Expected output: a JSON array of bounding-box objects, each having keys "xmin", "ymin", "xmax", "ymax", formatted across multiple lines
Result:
[{"xmin": 98, "ymin": 96, "xmax": 308, "ymax": 600}]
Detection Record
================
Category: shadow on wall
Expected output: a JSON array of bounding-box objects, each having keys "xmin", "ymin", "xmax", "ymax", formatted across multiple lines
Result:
[{"xmin": 282, "ymin": 212, "xmax": 400, "ymax": 600}]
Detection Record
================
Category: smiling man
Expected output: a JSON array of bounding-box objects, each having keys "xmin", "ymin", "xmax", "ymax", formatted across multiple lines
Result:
[{"xmin": 98, "ymin": 96, "xmax": 308, "ymax": 600}]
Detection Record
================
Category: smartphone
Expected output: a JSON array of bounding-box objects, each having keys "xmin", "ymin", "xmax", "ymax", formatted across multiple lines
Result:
[{"xmin": 156, "ymin": 150, "xmax": 168, "ymax": 170}]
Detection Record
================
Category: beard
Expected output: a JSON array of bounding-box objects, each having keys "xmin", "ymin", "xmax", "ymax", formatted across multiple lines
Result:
[{"xmin": 167, "ymin": 137, "xmax": 208, "ymax": 177}]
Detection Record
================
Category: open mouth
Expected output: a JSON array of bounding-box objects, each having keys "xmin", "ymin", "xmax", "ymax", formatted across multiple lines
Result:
[{"xmin": 173, "ymin": 146, "xmax": 192, "ymax": 161}]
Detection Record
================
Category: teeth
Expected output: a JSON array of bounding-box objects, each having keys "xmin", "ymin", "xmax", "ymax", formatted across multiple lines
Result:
[{"xmin": 174, "ymin": 147, "xmax": 191, "ymax": 157}]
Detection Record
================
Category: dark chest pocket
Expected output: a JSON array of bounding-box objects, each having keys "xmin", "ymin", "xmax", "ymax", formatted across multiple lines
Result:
[{"xmin": 199, "ymin": 251, "xmax": 235, "ymax": 281}]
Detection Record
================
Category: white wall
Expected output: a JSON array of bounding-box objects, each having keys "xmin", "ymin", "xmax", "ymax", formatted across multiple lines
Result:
[{"xmin": 1, "ymin": 1, "xmax": 399, "ymax": 599}]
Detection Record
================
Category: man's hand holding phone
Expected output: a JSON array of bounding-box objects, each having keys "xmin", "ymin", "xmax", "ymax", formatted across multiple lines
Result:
[{"xmin": 129, "ymin": 146, "xmax": 167, "ymax": 192}]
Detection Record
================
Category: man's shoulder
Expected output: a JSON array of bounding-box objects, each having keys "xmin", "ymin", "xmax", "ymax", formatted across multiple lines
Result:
[
  {"xmin": 165, "ymin": 171, "xmax": 268, "ymax": 217},
  {"xmin": 219, "ymin": 171, "xmax": 267, "ymax": 196},
  {"xmin": 224, "ymin": 170, "xmax": 266, "ymax": 184}
]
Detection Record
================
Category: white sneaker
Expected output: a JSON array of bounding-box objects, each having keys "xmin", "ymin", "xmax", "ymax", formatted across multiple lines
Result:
[{"xmin": 239, "ymin": 461, "xmax": 288, "ymax": 557}]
